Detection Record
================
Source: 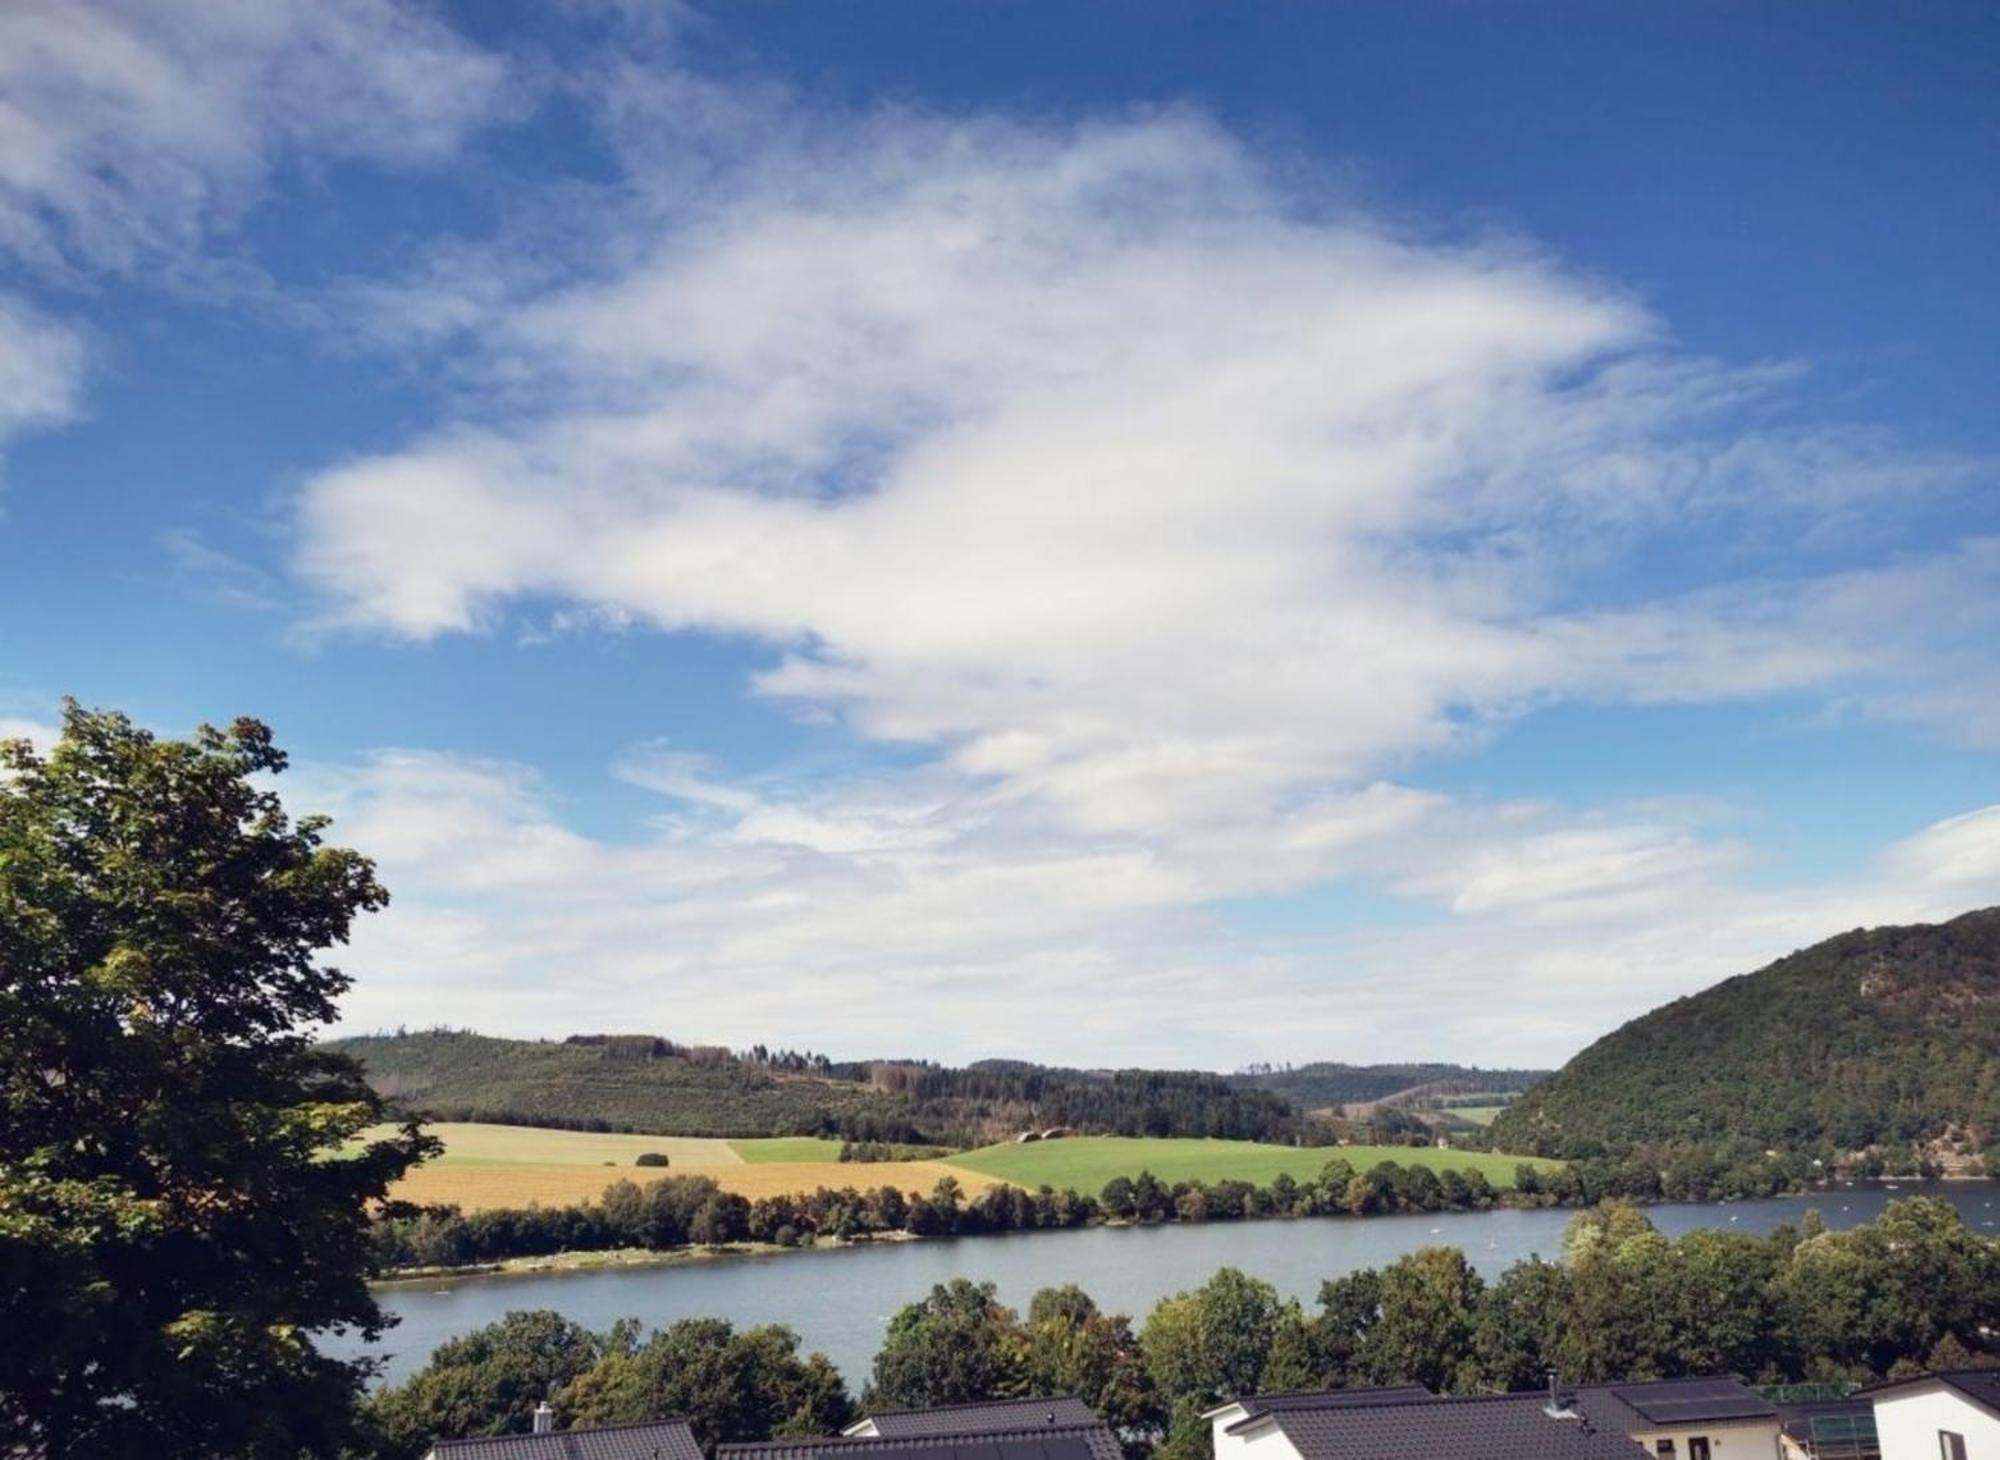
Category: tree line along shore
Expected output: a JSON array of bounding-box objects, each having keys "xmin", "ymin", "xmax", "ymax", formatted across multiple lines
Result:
[{"xmin": 362, "ymin": 1195, "xmax": 2000, "ymax": 1460}]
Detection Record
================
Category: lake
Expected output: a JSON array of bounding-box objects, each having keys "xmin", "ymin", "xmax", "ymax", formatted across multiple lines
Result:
[{"xmin": 330, "ymin": 1181, "xmax": 1998, "ymax": 1387}]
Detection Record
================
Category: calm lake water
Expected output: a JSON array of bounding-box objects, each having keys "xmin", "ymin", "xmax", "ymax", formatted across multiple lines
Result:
[{"xmin": 330, "ymin": 1181, "xmax": 1998, "ymax": 1387}]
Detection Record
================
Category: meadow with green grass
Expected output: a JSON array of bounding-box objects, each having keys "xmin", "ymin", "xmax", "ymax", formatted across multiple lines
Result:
[
  {"xmin": 354, "ymin": 1122, "xmax": 742, "ymax": 1168},
  {"xmin": 948, "ymin": 1135, "xmax": 1558, "ymax": 1191},
  {"xmin": 728, "ymin": 1136, "xmax": 844, "ymax": 1162},
  {"xmin": 354, "ymin": 1122, "xmax": 1562, "ymax": 1214}
]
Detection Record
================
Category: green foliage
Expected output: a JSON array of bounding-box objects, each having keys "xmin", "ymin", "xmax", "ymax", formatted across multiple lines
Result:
[
  {"xmin": 1018, "ymin": 1286, "xmax": 1161, "ymax": 1451},
  {"xmin": 864, "ymin": 1280, "xmax": 1026, "ymax": 1410},
  {"xmin": 0, "ymin": 704, "xmax": 434, "ymax": 1460},
  {"xmin": 633, "ymin": 1152, "xmax": 671, "ymax": 1167},
  {"xmin": 1140, "ymin": 1269, "xmax": 1286, "ymax": 1408},
  {"xmin": 559, "ymin": 1318, "xmax": 851, "ymax": 1450},
  {"xmin": 1492, "ymin": 909, "xmax": 2000, "ymax": 1160},
  {"xmin": 1362, "ymin": 1247, "xmax": 1484, "ymax": 1392},
  {"xmin": 365, "ymin": 1311, "xmax": 605, "ymax": 1460},
  {"xmin": 368, "ymin": 1311, "xmax": 850, "ymax": 1459}
]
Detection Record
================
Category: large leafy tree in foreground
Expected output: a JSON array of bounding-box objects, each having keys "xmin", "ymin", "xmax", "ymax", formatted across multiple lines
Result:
[{"xmin": 0, "ymin": 704, "xmax": 434, "ymax": 1459}]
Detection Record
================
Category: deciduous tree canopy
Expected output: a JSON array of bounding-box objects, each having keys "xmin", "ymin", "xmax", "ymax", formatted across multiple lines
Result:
[{"xmin": 0, "ymin": 704, "xmax": 433, "ymax": 1460}]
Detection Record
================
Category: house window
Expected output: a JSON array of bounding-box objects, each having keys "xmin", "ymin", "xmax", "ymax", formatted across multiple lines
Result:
[
  {"xmin": 1688, "ymin": 1439, "xmax": 1710, "ymax": 1460},
  {"xmin": 1939, "ymin": 1432, "xmax": 1966, "ymax": 1460},
  {"xmin": 1655, "ymin": 1442, "xmax": 1676, "ymax": 1458}
]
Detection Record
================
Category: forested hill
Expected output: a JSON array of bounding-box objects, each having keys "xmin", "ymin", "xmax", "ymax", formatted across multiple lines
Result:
[
  {"xmin": 1490, "ymin": 907, "xmax": 2000, "ymax": 1164},
  {"xmin": 1231, "ymin": 1061, "xmax": 1549, "ymax": 1110},
  {"xmin": 324, "ymin": 1029, "xmax": 1305, "ymax": 1145}
]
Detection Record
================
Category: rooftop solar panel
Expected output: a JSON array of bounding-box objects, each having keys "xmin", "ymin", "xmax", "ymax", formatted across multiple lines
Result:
[{"xmin": 1610, "ymin": 1379, "xmax": 1775, "ymax": 1425}]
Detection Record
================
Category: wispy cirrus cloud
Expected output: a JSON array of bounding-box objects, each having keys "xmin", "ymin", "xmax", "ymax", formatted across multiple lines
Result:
[
  {"xmin": 0, "ymin": 0, "xmax": 511, "ymax": 495},
  {"xmin": 0, "ymin": 0, "xmax": 510, "ymax": 275}
]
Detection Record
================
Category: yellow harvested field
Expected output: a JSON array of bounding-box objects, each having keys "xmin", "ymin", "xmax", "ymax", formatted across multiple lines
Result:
[
  {"xmin": 357, "ymin": 1122, "xmax": 742, "ymax": 1168},
  {"xmin": 388, "ymin": 1156, "xmax": 997, "ymax": 1212}
]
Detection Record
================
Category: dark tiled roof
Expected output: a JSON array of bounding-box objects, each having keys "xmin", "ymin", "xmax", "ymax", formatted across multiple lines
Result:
[
  {"xmin": 720, "ymin": 1422, "xmax": 1121, "ymax": 1460},
  {"xmin": 1256, "ymin": 1392, "xmax": 1648, "ymax": 1460},
  {"xmin": 1580, "ymin": 1377, "xmax": 1777, "ymax": 1429},
  {"xmin": 430, "ymin": 1419, "xmax": 703, "ymax": 1460},
  {"xmin": 860, "ymin": 1398, "xmax": 1102, "ymax": 1436},
  {"xmin": 1865, "ymin": 1369, "xmax": 2000, "ymax": 1417},
  {"xmin": 1222, "ymin": 1388, "xmax": 1433, "ymax": 1431}
]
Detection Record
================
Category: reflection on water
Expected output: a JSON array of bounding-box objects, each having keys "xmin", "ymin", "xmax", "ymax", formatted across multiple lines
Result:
[{"xmin": 327, "ymin": 1180, "xmax": 1997, "ymax": 1387}]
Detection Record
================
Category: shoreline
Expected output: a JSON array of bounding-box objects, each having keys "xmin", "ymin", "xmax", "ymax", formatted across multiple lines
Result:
[
  {"xmin": 368, "ymin": 1177, "xmax": 1987, "ymax": 1288},
  {"xmin": 372, "ymin": 1228, "xmax": 929, "ymax": 1287}
]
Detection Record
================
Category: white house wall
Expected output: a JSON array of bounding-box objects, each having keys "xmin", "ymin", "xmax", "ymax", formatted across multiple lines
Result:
[{"xmin": 1875, "ymin": 1389, "xmax": 2000, "ymax": 1460}]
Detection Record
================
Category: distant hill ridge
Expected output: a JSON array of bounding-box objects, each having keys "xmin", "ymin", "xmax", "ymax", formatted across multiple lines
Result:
[
  {"xmin": 322, "ymin": 1029, "xmax": 1530, "ymax": 1147},
  {"xmin": 1490, "ymin": 906, "xmax": 2000, "ymax": 1165},
  {"xmin": 1229, "ymin": 1061, "xmax": 1549, "ymax": 1112}
]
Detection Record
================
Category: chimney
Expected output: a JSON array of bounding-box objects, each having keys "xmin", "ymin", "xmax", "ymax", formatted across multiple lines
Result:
[
  {"xmin": 1544, "ymin": 1370, "xmax": 1576, "ymax": 1420},
  {"xmin": 533, "ymin": 1402, "xmax": 557, "ymax": 1435}
]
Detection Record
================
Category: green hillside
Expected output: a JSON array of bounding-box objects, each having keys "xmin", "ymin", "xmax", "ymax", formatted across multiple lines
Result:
[
  {"xmin": 1232, "ymin": 1062, "xmax": 1548, "ymax": 1110},
  {"xmin": 1490, "ymin": 907, "xmax": 2000, "ymax": 1162},
  {"xmin": 324, "ymin": 1030, "xmax": 898, "ymax": 1138},
  {"xmin": 324, "ymin": 1029, "xmax": 1301, "ymax": 1144}
]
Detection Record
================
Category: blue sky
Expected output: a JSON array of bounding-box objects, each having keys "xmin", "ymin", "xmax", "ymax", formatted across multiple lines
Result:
[{"xmin": 0, "ymin": 1, "xmax": 1995, "ymax": 1066}]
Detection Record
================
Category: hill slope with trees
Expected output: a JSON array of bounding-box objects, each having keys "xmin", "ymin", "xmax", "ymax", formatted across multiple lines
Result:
[
  {"xmin": 328, "ymin": 1031, "xmax": 1546, "ymax": 1149},
  {"xmin": 1490, "ymin": 907, "xmax": 2000, "ymax": 1164},
  {"xmin": 328, "ymin": 1030, "xmax": 1308, "ymax": 1145}
]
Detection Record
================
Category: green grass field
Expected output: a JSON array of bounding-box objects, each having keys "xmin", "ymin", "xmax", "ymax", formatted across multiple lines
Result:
[
  {"xmin": 355, "ymin": 1122, "xmax": 742, "ymax": 1168},
  {"xmin": 1448, "ymin": 1106, "xmax": 1507, "ymax": 1127},
  {"xmin": 947, "ymin": 1135, "xmax": 1558, "ymax": 1191},
  {"xmin": 729, "ymin": 1136, "xmax": 845, "ymax": 1163}
]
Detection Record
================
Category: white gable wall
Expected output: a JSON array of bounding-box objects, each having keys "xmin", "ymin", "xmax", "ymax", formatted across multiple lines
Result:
[
  {"xmin": 1211, "ymin": 1414, "xmax": 1306, "ymax": 1460},
  {"xmin": 1874, "ymin": 1386, "xmax": 2000, "ymax": 1460}
]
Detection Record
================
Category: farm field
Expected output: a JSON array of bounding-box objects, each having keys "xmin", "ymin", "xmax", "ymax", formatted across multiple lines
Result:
[
  {"xmin": 1448, "ymin": 1107, "xmax": 1507, "ymax": 1127},
  {"xmin": 356, "ymin": 1122, "xmax": 740, "ymax": 1167},
  {"xmin": 947, "ymin": 1135, "xmax": 1559, "ymax": 1191},
  {"xmin": 359, "ymin": 1122, "xmax": 995, "ymax": 1211},
  {"xmin": 390, "ymin": 1157, "xmax": 995, "ymax": 1211},
  {"xmin": 730, "ymin": 1136, "xmax": 843, "ymax": 1162},
  {"xmin": 361, "ymin": 1123, "xmax": 1557, "ymax": 1212}
]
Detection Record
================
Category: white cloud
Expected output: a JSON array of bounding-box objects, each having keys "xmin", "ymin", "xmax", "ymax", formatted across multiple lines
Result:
[
  {"xmin": 0, "ymin": 0, "xmax": 508, "ymax": 503},
  {"xmin": 0, "ymin": 715, "xmax": 59, "ymax": 753},
  {"xmin": 0, "ymin": 292, "xmax": 85, "ymax": 452},
  {"xmin": 276, "ymin": 58, "xmax": 1998, "ymax": 1059},
  {"xmin": 1883, "ymin": 806, "xmax": 2000, "ymax": 889},
  {"xmin": 295, "ymin": 94, "xmax": 1991, "ymax": 830},
  {"xmin": 307, "ymin": 734, "xmax": 1997, "ymax": 1065},
  {"xmin": 0, "ymin": 0, "xmax": 509, "ymax": 274}
]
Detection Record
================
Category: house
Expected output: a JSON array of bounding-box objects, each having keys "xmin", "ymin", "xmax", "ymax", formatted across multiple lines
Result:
[
  {"xmin": 1572, "ymin": 1376, "xmax": 1782, "ymax": 1459},
  {"xmin": 1207, "ymin": 1375, "xmax": 1780, "ymax": 1460},
  {"xmin": 1865, "ymin": 1370, "xmax": 2000, "ymax": 1460},
  {"xmin": 1207, "ymin": 1386, "xmax": 1434, "ymax": 1460},
  {"xmin": 721, "ymin": 1405, "xmax": 1121, "ymax": 1460},
  {"xmin": 843, "ymin": 1397, "xmax": 1105, "ymax": 1438},
  {"xmin": 422, "ymin": 1408, "xmax": 703, "ymax": 1460},
  {"xmin": 1206, "ymin": 1385, "xmax": 1651, "ymax": 1460}
]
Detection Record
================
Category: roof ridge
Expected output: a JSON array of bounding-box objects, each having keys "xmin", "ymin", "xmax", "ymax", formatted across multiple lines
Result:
[
  {"xmin": 720, "ymin": 1422, "xmax": 1115, "ymax": 1451},
  {"xmin": 864, "ymin": 1396, "xmax": 1089, "ymax": 1418},
  {"xmin": 435, "ymin": 1417, "xmax": 695, "ymax": 1449},
  {"xmin": 1282, "ymin": 1391, "xmax": 1577, "ymax": 1410}
]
